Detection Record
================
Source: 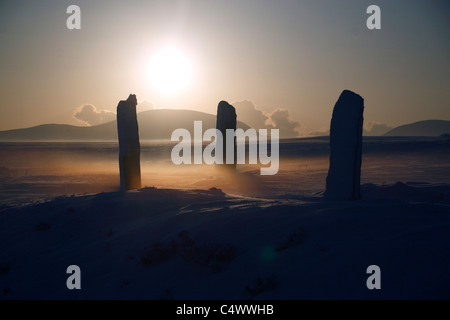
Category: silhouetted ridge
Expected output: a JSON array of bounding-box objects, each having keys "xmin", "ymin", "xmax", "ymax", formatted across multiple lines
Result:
[
  {"xmin": 0, "ymin": 109, "xmax": 251, "ymax": 141},
  {"xmin": 384, "ymin": 120, "xmax": 450, "ymax": 137}
]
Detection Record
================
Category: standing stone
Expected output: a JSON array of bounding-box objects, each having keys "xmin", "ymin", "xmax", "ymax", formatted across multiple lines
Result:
[
  {"xmin": 216, "ymin": 100, "xmax": 237, "ymax": 170},
  {"xmin": 117, "ymin": 94, "xmax": 141, "ymax": 190},
  {"xmin": 325, "ymin": 90, "xmax": 364, "ymax": 200}
]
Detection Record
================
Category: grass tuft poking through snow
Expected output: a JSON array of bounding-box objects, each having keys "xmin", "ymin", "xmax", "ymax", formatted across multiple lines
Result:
[
  {"xmin": 243, "ymin": 274, "xmax": 279, "ymax": 299},
  {"xmin": 140, "ymin": 230, "xmax": 237, "ymax": 272},
  {"xmin": 275, "ymin": 231, "xmax": 306, "ymax": 252}
]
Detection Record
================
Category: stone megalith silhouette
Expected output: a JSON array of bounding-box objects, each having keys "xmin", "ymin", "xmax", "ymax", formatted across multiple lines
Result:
[
  {"xmin": 117, "ymin": 94, "xmax": 141, "ymax": 190},
  {"xmin": 216, "ymin": 101, "xmax": 237, "ymax": 170},
  {"xmin": 325, "ymin": 90, "xmax": 364, "ymax": 201}
]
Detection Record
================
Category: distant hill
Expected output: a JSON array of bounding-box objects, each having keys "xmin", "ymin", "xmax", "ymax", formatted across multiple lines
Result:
[
  {"xmin": 384, "ymin": 120, "xmax": 450, "ymax": 137},
  {"xmin": 0, "ymin": 109, "xmax": 250, "ymax": 141}
]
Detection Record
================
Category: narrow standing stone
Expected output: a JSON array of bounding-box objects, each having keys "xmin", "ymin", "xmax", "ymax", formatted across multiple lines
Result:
[
  {"xmin": 325, "ymin": 90, "xmax": 364, "ymax": 200},
  {"xmin": 117, "ymin": 94, "xmax": 141, "ymax": 190},
  {"xmin": 216, "ymin": 100, "xmax": 237, "ymax": 170}
]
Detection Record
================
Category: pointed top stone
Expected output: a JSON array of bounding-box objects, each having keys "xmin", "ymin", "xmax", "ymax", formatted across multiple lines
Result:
[{"xmin": 126, "ymin": 94, "xmax": 137, "ymax": 106}]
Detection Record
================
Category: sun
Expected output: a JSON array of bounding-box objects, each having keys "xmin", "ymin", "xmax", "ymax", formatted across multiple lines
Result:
[{"xmin": 147, "ymin": 46, "xmax": 192, "ymax": 95}]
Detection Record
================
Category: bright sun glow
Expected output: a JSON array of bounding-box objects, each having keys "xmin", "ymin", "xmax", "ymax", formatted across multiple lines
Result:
[{"xmin": 147, "ymin": 46, "xmax": 192, "ymax": 95}]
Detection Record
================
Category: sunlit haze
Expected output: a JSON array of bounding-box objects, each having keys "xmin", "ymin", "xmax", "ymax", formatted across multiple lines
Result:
[{"xmin": 147, "ymin": 45, "xmax": 193, "ymax": 95}]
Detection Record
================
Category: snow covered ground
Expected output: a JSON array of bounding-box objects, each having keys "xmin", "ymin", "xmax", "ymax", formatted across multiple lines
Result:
[
  {"xmin": 0, "ymin": 183, "xmax": 449, "ymax": 299},
  {"xmin": 0, "ymin": 137, "xmax": 449, "ymax": 299}
]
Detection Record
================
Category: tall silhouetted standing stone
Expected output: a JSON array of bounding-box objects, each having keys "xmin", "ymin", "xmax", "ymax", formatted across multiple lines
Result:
[
  {"xmin": 216, "ymin": 101, "xmax": 237, "ymax": 170},
  {"xmin": 325, "ymin": 90, "xmax": 364, "ymax": 200},
  {"xmin": 117, "ymin": 94, "xmax": 141, "ymax": 190}
]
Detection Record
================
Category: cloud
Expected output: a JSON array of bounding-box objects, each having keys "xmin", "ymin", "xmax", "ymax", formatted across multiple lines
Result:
[
  {"xmin": 73, "ymin": 104, "xmax": 116, "ymax": 126},
  {"xmin": 363, "ymin": 121, "xmax": 393, "ymax": 136},
  {"xmin": 138, "ymin": 99, "xmax": 155, "ymax": 112},
  {"xmin": 266, "ymin": 108, "xmax": 301, "ymax": 139},
  {"xmin": 307, "ymin": 121, "xmax": 393, "ymax": 137},
  {"xmin": 232, "ymin": 100, "xmax": 301, "ymax": 139},
  {"xmin": 232, "ymin": 100, "xmax": 270, "ymax": 130}
]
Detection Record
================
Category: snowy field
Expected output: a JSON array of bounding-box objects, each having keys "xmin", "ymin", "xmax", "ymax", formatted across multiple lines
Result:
[
  {"xmin": 1, "ymin": 137, "xmax": 449, "ymax": 207},
  {"xmin": 0, "ymin": 137, "xmax": 449, "ymax": 299}
]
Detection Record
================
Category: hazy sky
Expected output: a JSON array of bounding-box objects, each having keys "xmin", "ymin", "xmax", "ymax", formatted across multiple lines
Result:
[{"xmin": 0, "ymin": 0, "xmax": 449, "ymax": 134}]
